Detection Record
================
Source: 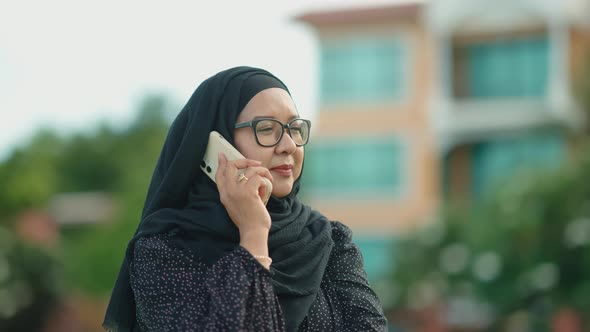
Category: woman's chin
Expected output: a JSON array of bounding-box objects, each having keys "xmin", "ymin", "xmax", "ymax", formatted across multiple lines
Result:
[{"xmin": 271, "ymin": 183, "xmax": 293, "ymax": 198}]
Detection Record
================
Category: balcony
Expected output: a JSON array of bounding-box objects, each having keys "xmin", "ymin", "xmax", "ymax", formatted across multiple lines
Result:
[{"xmin": 425, "ymin": 0, "xmax": 584, "ymax": 152}]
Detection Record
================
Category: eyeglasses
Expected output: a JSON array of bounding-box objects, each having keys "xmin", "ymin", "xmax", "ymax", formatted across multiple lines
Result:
[{"xmin": 234, "ymin": 117, "xmax": 311, "ymax": 147}]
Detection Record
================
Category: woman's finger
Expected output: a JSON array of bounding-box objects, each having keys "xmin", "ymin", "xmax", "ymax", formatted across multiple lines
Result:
[
  {"xmin": 226, "ymin": 158, "xmax": 262, "ymax": 171},
  {"xmin": 239, "ymin": 168, "xmax": 273, "ymax": 203},
  {"xmin": 216, "ymin": 153, "xmax": 266, "ymax": 186},
  {"xmin": 242, "ymin": 166, "xmax": 274, "ymax": 183},
  {"xmin": 215, "ymin": 152, "xmax": 228, "ymax": 185}
]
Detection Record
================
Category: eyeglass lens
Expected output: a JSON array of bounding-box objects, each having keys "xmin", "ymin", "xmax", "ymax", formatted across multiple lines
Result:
[{"xmin": 255, "ymin": 119, "xmax": 309, "ymax": 146}]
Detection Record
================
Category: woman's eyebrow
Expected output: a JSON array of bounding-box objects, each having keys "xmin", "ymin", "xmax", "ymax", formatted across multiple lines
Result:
[{"xmin": 251, "ymin": 115, "xmax": 299, "ymax": 121}]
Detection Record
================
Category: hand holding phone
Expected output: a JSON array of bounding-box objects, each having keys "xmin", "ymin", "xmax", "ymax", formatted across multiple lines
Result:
[{"xmin": 201, "ymin": 131, "xmax": 272, "ymax": 205}]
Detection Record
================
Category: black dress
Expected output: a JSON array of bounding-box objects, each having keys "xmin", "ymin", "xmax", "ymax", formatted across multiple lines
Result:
[{"xmin": 129, "ymin": 221, "xmax": 387, "ymax": 331}]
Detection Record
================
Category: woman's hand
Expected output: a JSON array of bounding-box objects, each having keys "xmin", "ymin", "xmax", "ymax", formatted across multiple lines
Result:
[{"xmin": 216, "ymin": 153, "xmax": 273, "ymax": 262}]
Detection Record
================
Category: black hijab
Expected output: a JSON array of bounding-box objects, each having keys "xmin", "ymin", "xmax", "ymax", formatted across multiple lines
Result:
[{"xmin": 103, "ymin": 66, "xmax": 333, "ymax": 332}]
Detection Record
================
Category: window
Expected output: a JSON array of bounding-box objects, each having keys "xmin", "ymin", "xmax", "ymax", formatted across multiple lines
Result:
[
  {"xmin": 320, "ymin": 38, "xmax": 407, "ymax": 104},
  {"xmin": 454, "ymin": 36, "xmax": 549, "ymax": 98},
  {"xmin": 302, "ymin": 138, "xmax": 405, "ymax": 195},
  {"xmin": 354, "ymin": 235, "xmax": 396, "ymax": 283},
  {"xmin": 472, "ymin": 132, "xmax": 564, "ymax": 196}
]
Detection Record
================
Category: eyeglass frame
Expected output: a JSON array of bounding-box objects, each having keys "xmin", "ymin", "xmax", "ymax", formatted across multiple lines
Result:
[{"xmin": 234, "ymin": 117, "xmax": 312, "ymax": 147}]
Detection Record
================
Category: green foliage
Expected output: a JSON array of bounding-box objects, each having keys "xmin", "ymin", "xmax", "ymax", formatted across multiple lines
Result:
[
  {"xmin": 0, "ymin": 226, "xmax": 62, "ymax": 331},
  {"xmin": 59, "ymin": 191, "xmax": 144, "ymax": 295},
  {"xmin": 389, "ymin": 146, "xmax": 590, "ymax": 325},
  {"xmin": 58, "ymin": 95, "xmax": 170, "ymax": 295},
  {"xmin": 0, "ymin": 94, "xmax": 172, "ymax": 296},
  {"xmin": 57, "ymin": 129, "xmax": 121, "ymax": 192},
  {"xmin": 0, "ymin": 130, "xmax": 62, "ymax": 218}
]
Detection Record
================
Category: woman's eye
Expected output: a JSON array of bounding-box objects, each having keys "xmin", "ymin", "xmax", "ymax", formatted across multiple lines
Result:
[{"xmin": 257, "ymin": 126, "xmax": 275, "ymax": 135}]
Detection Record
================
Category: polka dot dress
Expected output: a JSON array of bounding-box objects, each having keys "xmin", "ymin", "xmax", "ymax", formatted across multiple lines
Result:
[{"xmin": 129, "ymin": 221, "xmax": 387, "ymax": 331}]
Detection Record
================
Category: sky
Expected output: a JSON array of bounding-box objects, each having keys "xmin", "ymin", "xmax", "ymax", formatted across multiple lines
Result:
[{"xmin": 0, "ymin": 0, "xmax": 410, "ymax": 161}]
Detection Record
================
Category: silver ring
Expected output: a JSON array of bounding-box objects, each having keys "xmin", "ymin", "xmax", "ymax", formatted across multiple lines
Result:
[{"xmin": 237, "ymin": 173, "xmax": 249, "ymax": 183}]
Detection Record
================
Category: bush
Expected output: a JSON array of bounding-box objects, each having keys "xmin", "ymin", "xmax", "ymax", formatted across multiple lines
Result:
[
  {"xmin": 389, "ymin": 146, "xmax": 590, "ymax": 329},
  {"xmin": 0, "ymin": 226, "xmax": 62, "ymax": 331}
]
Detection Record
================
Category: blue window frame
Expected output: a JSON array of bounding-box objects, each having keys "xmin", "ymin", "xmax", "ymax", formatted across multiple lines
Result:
[
  {"xmin": 301, "ymin": 138, "xmax": 405, "ymax": 195},
  {"xmin": 320, "ymin": 38, "xmax": 407, "ymax": 104},
  {"xmin": 466, "ymin": 36, "xmax": 549, "ymax": 98},
  {"xmin": 353, "ymin": 235, "xmax": 396, "ymax": 283},
  {"xmin": 473, "ymin": 132, "xmax": 564, "ymax": 196}
]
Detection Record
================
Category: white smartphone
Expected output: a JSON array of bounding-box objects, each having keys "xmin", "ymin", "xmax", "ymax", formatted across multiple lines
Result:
[{"xmin": 201, "ymin": 131, "xmax": 272, "ymax": 205}]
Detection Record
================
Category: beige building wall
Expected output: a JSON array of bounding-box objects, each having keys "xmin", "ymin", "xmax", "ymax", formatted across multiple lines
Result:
[
  {"xmin": 569, "ymin": 27, "xmax": 590, "ymax": 90},
  {"xmin": 301, "ymin": 15, "xmax": 440, "ymax": 234}
]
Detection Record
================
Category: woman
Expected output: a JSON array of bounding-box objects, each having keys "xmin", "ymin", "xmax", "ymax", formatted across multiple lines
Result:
[{"xmin": 104, "ymin": 66, "xmax": 387, "ymax": 331}]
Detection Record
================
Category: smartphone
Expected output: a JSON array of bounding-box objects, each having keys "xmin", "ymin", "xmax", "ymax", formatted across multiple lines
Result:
[{"xmin": 201, "ymin": 131, "xmax": 272, "ymax": 205}]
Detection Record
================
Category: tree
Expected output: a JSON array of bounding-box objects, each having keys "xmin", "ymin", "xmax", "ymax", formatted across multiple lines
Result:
[
  {"xmin": 0, "ymin": 129, "xmax": 62, "ymax": 220},
  {"xmin": 388, "ymin": 146, "xmax": 590, "ymax": 330},
  {"xmin": 0, "ymin": 94, "xmax": 173, "ymax": 295},
  {"xmin": 0, "ymin": 226, "xmax": 62, "ymax": 331}
]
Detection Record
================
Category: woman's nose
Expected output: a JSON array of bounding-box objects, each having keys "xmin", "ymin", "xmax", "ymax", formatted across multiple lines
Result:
[{"xmin": 275, "ymin": 128, "xmax": 297, "ymax": 152}]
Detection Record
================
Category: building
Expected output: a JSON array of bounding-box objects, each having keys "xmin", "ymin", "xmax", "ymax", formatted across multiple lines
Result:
[{"xmin": 296, "ymin": 0, "xmax": 590, "ymax": 282}]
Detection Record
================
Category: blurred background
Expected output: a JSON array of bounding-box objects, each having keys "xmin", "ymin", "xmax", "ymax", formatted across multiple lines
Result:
[{"xmin": 2, "ymin": 0, "xmax": 590, "ymax": 331}]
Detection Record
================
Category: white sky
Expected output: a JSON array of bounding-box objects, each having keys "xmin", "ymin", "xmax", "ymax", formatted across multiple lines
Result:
[{"xmin": 0, "ymin": 0, "xmax": 410, "ymax": 161}]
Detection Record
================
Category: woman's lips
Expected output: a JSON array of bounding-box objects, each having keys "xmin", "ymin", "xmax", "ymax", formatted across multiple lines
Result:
[{"xmin": 270, "ymin": 165, "xmax": 293, "ymax": 177}]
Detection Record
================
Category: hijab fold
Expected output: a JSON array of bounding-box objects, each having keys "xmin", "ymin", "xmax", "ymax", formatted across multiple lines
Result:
[{"xmin": 103, "ymin": 66, "xmax": 333, "ymax": 332}]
